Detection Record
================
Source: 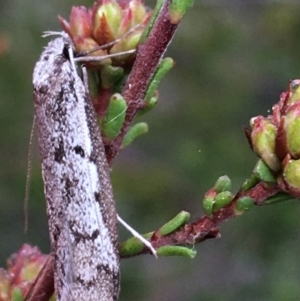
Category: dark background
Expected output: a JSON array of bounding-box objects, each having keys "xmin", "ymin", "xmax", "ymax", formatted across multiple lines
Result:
[{"xmin": 1, "ymin": 0, "xmax": 300, "ymax": 300}]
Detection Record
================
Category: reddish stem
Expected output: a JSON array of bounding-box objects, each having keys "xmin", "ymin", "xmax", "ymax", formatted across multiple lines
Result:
[
  {"xmin": 123, "ymin": 182, "xmax": 281, "ymax": 257},
  {"xmin": 105, "ymin": 0, "xmax": 178, "ymax": 163}
]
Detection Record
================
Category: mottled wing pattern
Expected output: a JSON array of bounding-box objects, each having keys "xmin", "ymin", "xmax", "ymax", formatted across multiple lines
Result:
[{"xmin": 33, "ymin": 36, "xmax": 119, "ymax": 301}]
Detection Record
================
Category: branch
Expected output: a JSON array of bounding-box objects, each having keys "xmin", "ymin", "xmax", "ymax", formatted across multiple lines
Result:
[
  {"xmin": 106, "ymin": 0, "xmax": 180, "ymax": 163},
  {"xmin": 119, "ymin": 181, "xmax": 282, "ymax": 258}
]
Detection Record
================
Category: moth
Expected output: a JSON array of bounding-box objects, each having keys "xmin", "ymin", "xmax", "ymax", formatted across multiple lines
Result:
[{"xmin": 33, "ymin": 33, "xmax": 119, "ymax": 301}]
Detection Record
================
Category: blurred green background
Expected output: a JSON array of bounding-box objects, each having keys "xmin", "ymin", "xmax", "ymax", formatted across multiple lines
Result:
[{"xmin": 1, "ymin": 0, "xmax": 300, "ymax": 300}]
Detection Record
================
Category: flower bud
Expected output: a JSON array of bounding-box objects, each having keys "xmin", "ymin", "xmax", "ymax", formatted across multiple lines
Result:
[
  {"xmin": 213, "ymin": 175, "xmax": 231, "ymax": 193},
  {"xmin": 64, "ymin": 6, "xmax": 93, "ymax": 39},
  {"xmin": 202, "ymin": 189, "xmax": 217, "ymax": 217},
  {"xmin": 93, "ymin": 0, "xmax": 123, "ymax": 45},
  {"xmin": 117, "ymin": 7, "xmax": 134, "ymax": 36},
  {"xmin": 281, "ymin": 102, "xmax": 300, "ymax": 158},
  {"xmin": 289, "ymin": 79, "xmax": 300, "ymax": 104},
  {"xmin": 250, "ymin": 116, "xmax": 281, "ymax": 171},
  {"xmin": 235, "ymin": 197, "xmax": 254, "ymax": 215},
  {"xmin": 110, "ymin": 29, "xmax": 142, "ymax": 54},
  {"xmin": 3, "ymin": 245, "xmax": 48, "ymax": 299},
  {"xmin": 129, "ymin": 0, "xmax": 149, "ymax": 24},
  {"xmin": 253, "ymin": 159, "xmax": 276, "ymax": 183},
  {"xmin": 74, "ymin": 37, "xmax": 109, "ymax": 59},
  {"xmin": 283, "ymin": 158, "xmax": 300, "ymax": 190},
  {"xmin": 0, "ymin": 269, "xmax": 10, "ymax": 301},
  {"xmin": 60, "ymin": 0, "xmax": 152, "ymax": 70}
]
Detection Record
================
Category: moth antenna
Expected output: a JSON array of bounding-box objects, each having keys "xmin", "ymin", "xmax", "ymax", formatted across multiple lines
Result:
[
  {"xmin": 77, "ymin": 23, "xmax": 144, "ymax": 57},
  {"xmin": 75, "ymin": 49, "xmax": 136, "ymax": 63},
  {"xmin": 42, "ymin": 31, "xmax": 68, "ymax": 39},
  {"xmin": 24, "ymin": 115, "xmax": 36, "ymax": 233}
]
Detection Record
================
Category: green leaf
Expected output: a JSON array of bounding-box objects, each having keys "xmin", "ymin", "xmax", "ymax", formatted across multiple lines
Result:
[
  {"xmin": 253, "ymin": 159, "xmax": 276, "ymax": 183},
  {"xmin": 241, "ymin": 174, "xmax": 260, "ymax": 191},
  {"xmin": 140, "ymin": 0, "xmax": 165, "ymax": 43},
  {"xmin": 158, "ymin": 211, "xmax": 190, "ymax": 236},
  {"xmin": 120, "ymin": 232, "xmax": 153, "ymax": 257},
  {"xmin": 11, "ymin": 288, "xmax": 23, "ymax": 301},
  {"xmin": 156, "ymin": 245, "xmax": 196, "ymax": 258},
  {"xmin": 145, "ymin": 57, "xmax": 174, "ymax": 103},
  {"xmin": 214, "ymin": 175, "xmax": 231, "ymax": 193},
  {"xmin": 101, "ymin": 93, "xmax": 127, "ymax": 140},
  {"xmin": 121, "ymin": 122, "xmax": 148, "ymax": 148},
  {"xmin": 264, "ymin": 192, "xmax": 297, "ymax": 205},
  {"xmin": 202, "ymin": 194, "xmax": 215, "ymax": 217},
  {"xmin": 235, "ymin": 196, "xmax": 254, "ymax": 215},
  {"xmin": 169, "ymin": 0, "xmax": 195, "ymax": 24},
  {"xmin": 212, "ymin": 191, "xmax": 233, "ymax": 212}
]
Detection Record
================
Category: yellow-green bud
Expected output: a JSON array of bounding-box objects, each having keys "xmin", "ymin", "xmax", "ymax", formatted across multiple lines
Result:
[
  {"xmin": 235, "ymin": 197, "xmax": 254, "ymax": 215},
  {"xmin": 283, "ymin": 102, "xmax": 300, "ymax": 158},
  {"xmin": 212, "ymin": 191, "xmax": 233, "ymax": 212},
  {"xmin": 250, "ymin": 116, "xmax": 280, "ymax": 171},
  {"xmin": 213, "ymin": 175, "xmax": 231, "ymax": 193},
  {"xmin": 283, "ymin": 158, "xmax": 300, "ymax": 189}
]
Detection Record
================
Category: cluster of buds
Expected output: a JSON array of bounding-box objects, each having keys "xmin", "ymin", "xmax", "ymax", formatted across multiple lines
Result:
[
  {"xmin": 59, "ymin": 0, "xmax": 151, "ymax": 67},
  {"xmin": 59, "ymin": 0, "xmax": 174, "ymax": 147},
  {"xmin": 59, "ymin": 0, "xmax": 152, "ymax": 113},
  {"xmin": 0, "ymin": 244, "xmax": 48, "ymax": 301},
  {"xmin": 202, "ymin": 175, "xmax": 254, "ymax": 217},
  {"xmin": 202, "ymin": 176, "xmax": 233, "ymax": 217},
  {"xmin": 245, "ymin": 79, "xmax": 300, "ymax": 197}
]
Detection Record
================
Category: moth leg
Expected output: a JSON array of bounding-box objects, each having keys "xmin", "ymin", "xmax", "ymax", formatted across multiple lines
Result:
[
  {"xmin": 117, "ymin": 214, "xmax": 157, "ymax": 258},
  {"xmin": 81, "ymin": 66, "xmax": 89, "ymax": 92}
]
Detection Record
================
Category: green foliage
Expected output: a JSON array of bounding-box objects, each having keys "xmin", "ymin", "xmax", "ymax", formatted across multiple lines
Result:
[
  {"xmin": 235, "ymin": 196, "xmax": 254, "ymax": 215},
  {"xmin": 2, "ymin": 1, "xmax": 300, "ymax": 301},
  {"xmin": 156, "ymin": 245, "xmax": 196, "ymax": 258},
  {"xmin": 101, "ymin": 93, "xmax": 127, "ymax": 140},
  {"xmin": 157, "ymin": 211, "xmax": 190, "ymax": 235},
  {"xmin": 121, "ymin": 122, "xmax": 149, "ymax": 149},
  {"xmin": 11, "ymin": 289, "xmax": 23, "ymax": 301}
]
